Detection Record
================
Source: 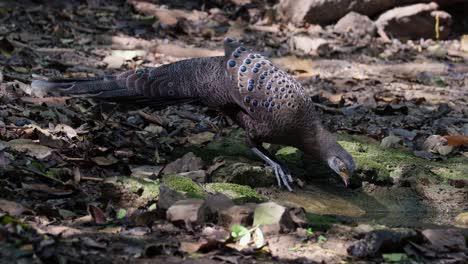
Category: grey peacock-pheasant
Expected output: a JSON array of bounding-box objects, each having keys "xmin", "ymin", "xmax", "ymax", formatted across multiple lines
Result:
[{"xmin": 31, "ymin": 38, "xmax": 355, "ymax": 191}]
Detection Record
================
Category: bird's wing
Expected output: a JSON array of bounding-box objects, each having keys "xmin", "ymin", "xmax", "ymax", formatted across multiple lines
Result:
[{"xmin": 223, "ymin": 38, "xmax": 310, "ymax": 125}]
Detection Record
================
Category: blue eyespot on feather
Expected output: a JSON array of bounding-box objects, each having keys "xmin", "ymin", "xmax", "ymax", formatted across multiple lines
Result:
[
  {"xmin": 136, "ymin": 69, "xmax": 144, "ymax": 75},
  {"xmin": 240, "ymin": 66, "xmax": 246, "ymax": 72},
  {"xmin": 255, "ymin": 63, "xmax": 261, "ymax": 68},
  {"xmin": 281, "ymin": 88, "xmax": 285, "ymax": 92},
  {"xmin": 244, "ymin": 96, "xmax": 251, "ymax": 103},
  {"xmin": 149, "ymin": 76, "xmax": 156, "ymax": 80},
  {"xmin": 271, "ymin": 101, "xmax": 275, "ymax": 106},
  {"xmin": 228, "ymin": 60, "xmax": 236, "ymax": 67},
  {"xmin": 252, "ymin": 99, "xmax": 258, "ymax": 106},
  {"xmin": 252, "ymin": 68, "xmax": 259, "ymax": 73},
  {"xmin": 240, "ymin": 46, "xmax": 246, "ymax": 51},
  {"xmin": 248, "ymin": 84, "xmax": 254, "ymax": 91},
  {"xmin": 266, "ymin": 84, "xmax": 271, "ymax": 90},
  {"xmin": 233, "ymin": 53, "xmax": 239, "ymax": 58},
  {"xmin": 249, "ymin": 54, "xmax": 255, "ymax": 59},
  {"xmin": 245, "ymin": 59, "xmax": 251, "ymax": 64},
  {"xmin": 268, "ymin": 107, "xmax": 273, "ymax": 112}
]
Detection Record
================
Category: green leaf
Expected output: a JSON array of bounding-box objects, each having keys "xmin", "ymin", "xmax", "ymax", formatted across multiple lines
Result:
[
  {"xmin": 382, "ymin": 253, "xmax": 408, "ymax": 262},
  {"xmin": 230, "ymin": 224, "xmax": 249, "ymax": 238},
  {"xmin": 148, "ymin": 203, "xmax": 157, "ymax": 211},
  {"xmin": 317, "ymin": 235, "xmax": 327, "ymax": 244},
  {"xmin": 306, "ymin": 227, "xmax": 314, "ymax": 236},
  {"xmin": 116, "ymin": 208, "xmax": 127, "ymax": 220}
]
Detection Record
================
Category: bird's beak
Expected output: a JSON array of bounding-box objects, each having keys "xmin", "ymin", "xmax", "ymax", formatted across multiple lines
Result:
[{"xmin": 339, "ymin": 170, "xmax": 350, "ymax": 187}]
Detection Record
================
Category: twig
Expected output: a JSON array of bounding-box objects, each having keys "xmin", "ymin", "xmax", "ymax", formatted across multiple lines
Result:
[{"xmin": 313, "ymin": 103, "xmax": 343, "ymax": 114}]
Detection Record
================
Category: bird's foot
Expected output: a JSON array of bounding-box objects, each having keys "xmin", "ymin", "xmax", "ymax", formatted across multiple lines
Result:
[
  {"xmin": 270, "ymin": 162, "xmax": 294, "ymax": 192},
  {"xmin": 251, "ymin": 147, "xmax": 294, "ymax": 191}
]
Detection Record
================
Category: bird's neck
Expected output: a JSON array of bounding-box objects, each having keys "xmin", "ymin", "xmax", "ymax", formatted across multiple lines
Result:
[{"xmin": 300, "ymin": 123, "xmax": 341, "ymax": 162}]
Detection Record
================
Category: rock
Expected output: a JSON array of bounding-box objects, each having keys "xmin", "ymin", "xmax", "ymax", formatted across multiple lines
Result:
[
  {"xmin": 347, "ymin": 228, "xmax": 419, "ymax": 257},
  {"xmin": 188, "ymin": 132, "xmax": 215, "ymax": 145},
  {"xmin": 103, "ymin": 55, "xmax": 125, "ymax": 69},
  {"xmin": 162, "ymin": 175, "xmax": 206, "ymax": 199},
  {"xmin": 218, "ymin": 205, "xmax": 255, "ymax": 228},
  {"xmin": 275, "ymin": 147, "xmax": 303, "ymax": 167},
  {"xmin": 177, "ymin": 170, "xmax": 207, "ymax": 183},
  {"xmin": 166, "ymin": 199, "xmax": 204, "ymax": 226},
  {"xmin": 455, "ymin": 212, "xmax": 468, "ymax": 226},
  {"xmin": 157, "ymin": 184, "xmax": 186, "ymax": 211},
  {"xmin": 253, "ymin": 202, "xmax": 295, "ymax": 235},
  {"xmin": 210, "ymin": 160, "xmax": 275, "ymax": 188},
  {"xmin": 292, "ymin": 35, "xmax": 331, "ymax": 56},
  {"xmin": 144, "ymin": 124, "xmax": 164, "ymax": 134},
  {"xmin": 162, "ymin": 152, "xmax": 203, "ymax": 175},
  {"xmin": 375, "ymin": 3, "xmax": 452, "ymax": 40},
  {"xmin": 421, "ymin": 229, "xmax": 467, "ymax": 252},
  {"xmin": 204, "ymin": 183, "xmax": 264, "ymax": 203},
  {"xmin": 380, "ymin": 135, "xmax": 402, "ymax": 148},
  {"xmin": 288, "ymin": 207, "xmax": 309, "ymax": 227},
  {"xmin": 198, "ymin": 193, "xmax": 234, "ymax": 223},
  {"xmin": 130, "ymin": 165, "xmax": 162, "ymax": 179},
  {"xmin": 334, "ymin": 12, "xmax": 376, "ymax": 37},
  {"xmin": 422, "ymin": 135, "xmax": 454, "ymax": 156}
]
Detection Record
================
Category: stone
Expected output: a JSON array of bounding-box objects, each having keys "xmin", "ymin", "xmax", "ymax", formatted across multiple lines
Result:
[
  {"xmin": 198, "ymin": 193, "xmax": 234, "ymax": 223},
  {"xmin": 177, "ymin": 170, "xmax": 207, "ymax": 183},
  {"xmin": 292, "ymin": 35, "xmax": 330, "ymax": 56},
  {"xmin": 162, "ymin": 152, "xmax": 203, "ymax": 175},
  {"xmin": 166, "ymin": 199, "xmax": 204, "ymax": 226},
  {"xmin": 334, "ymin": 12, "xmax": 376, "ymax": 37},
  {"xmin": 422, "ymin": 135, "xmax": 454, "ymax": 156},
  {"xmin": 253, "ymin": 202, "xmax": 295, "ymax": 235},
  {"xmin": 277, "ymin": 0, "xmax": 458, "ymax": 26},
  {"xmin": 454, "ymin": 212, "xmax": 468, "ymax": 226},
  {"xmin": 375, "ymin": 2, "xmax": 452, "ymax": 40},
  {"xmin": 130, "ymin": 165, "xmax": 162, "ymax": 179},
  {"xmin": 422, "ymin": 229, "xmax": 467, "ymax": 252},
  {"xmin": 288, "ymin": 207, "xmax": 309, "ymax": 227},
  {"xmin": 380, "ymin": 135, "xmax": 402, "ymax": 148},
  {"xmin": 158, "ymin": 184, "xmax": 186, "ymax": 211},
  {"xmin": 218, "ymin": 205, "xmax": 255, "ymax": 228}
]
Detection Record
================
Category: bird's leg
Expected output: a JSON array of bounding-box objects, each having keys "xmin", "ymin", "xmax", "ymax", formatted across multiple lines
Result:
[
  {"xmin": 250, "ymin": 146, "xmax": 293, "ymax": 192},
  {"xmin": 236, "ymin": 111, "xmax": 294, "ymax": 191}
]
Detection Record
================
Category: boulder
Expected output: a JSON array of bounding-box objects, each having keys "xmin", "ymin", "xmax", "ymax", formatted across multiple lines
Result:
[
  {"xmin": 334, "ymin": 12, "xmax": 376, "ymax": 37},
  {"xmin": 177, "ymin": 170, "xmax": 207, "ymax": 183},
  {"xmin": 292, "ymin": 35, "xmax": 331, "ymax": 56},
  {"xmin": 166, "ymin": 199, "xmax": 204, "ymax": 226},
  {"xmin": 162, "ymin": 152, "xmax": 203, "ymax": 175},
  {"xmin": 375, "ymin": 2, "xmax": 452, "ymax": 40},
  {"xmin": 157, "ymin": 184, "xmax": 186, "ymax": 211},
  {"xmin": 277, "ymin": 0, "xmax": 460, "ymax": 26},
  {"xmin": 218, "ymin": 205, "xmax": 255, "ymax": 227},
  {"xmin": 253, "ymin": 202, "xmax": 295, "ymax": 235},
  {"xmin": 198, "ymin": 193, "xmax": 234, "ymax": 223}
]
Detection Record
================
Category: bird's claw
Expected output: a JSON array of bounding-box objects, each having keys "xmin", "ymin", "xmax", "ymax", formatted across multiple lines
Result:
[{"xmin": 270, "ymin": 163, "xmax": 293, "ymax": 192}]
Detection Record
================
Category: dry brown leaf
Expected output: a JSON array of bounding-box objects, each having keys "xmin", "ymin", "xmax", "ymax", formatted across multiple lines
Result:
[
  {"xmin": 443, "ymin": 135, "xmax": 468, "ymax": 147},
  {"xmin": 0, "ymin": 199, "xmax": 27, "ymax": 216},
  {"xmin": 88, "ymin": 205, "xmax": 107, "ymax": 225}
]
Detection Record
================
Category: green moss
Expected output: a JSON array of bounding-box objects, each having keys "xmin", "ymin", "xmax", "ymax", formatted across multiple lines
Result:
[
  {"xmin": 338, "ymin": 134, "xmax": 468, "ymax": 182},
  {"xmin": 210, "ymin": 157, "xmax": 275, "ymax": 187},
  {"xmin": 120, "ymin": 177, "xmax": 160, "ymax": 200},
  {"xmin": 275, "ymin": 146, "xmax": 304, "ymax": 167},
  {"xmin": 204, "ymin": 182, "xmax": 265, "ymax": 204},
  {"xmin": 162, "ymin": 175, "xmax": 206, "ymax": 199},
  {"xmin": 305, "ymin": 213, "xmax": 339, "ymax": 230}
]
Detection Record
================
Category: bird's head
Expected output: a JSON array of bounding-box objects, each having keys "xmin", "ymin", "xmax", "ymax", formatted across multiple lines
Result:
[
  {"xmin": 326, "ymin": 150, "xmax": 355, "ymax": 187},
  {"xmin": 302, "ymin": 124, "xmax": 356, "ymax": 187}
]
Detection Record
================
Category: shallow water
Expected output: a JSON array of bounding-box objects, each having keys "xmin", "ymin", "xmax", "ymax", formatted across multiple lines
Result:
[{"xmin": 272, "ymin": 181, "xmax": 461, "ymax": 228}]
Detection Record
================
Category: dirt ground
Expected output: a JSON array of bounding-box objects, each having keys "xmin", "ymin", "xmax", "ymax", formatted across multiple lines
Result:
[{"xmin": 0, "ymin": 0, "xmax": 467, "ymax": 263}]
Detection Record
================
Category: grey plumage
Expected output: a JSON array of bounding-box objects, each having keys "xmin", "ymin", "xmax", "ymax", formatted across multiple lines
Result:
[{"xmin": 31, "ymin": 37, "xmax": 355, "ymax": 190}]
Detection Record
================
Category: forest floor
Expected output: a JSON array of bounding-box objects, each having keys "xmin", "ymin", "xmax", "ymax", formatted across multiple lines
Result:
[{"xmin": 0, "ymin": 1, "xmax": 467, "ymax": 263}]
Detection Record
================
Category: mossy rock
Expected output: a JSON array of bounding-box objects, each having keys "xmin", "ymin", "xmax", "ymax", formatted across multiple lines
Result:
[
  {"xmin": 210, "ymin": 156, "xmax": 275, "ymax": 187},
  {"xmin": 162, "ymin": 175, "xmax": 206, "ymax": 199},
  {"xmin": 204, "ymin": 183, "xmax": 265, "ymax": 204},
  {"xmin": 305, "ymin": 213, "xmax": 340, "ymax": 230},
  {"xmin": 275, "ymin": 146, "xmax": 304, "ymax": 167},
  {"xmin": 172, "ymin": 129, "xmax": 253, "ymax": 162},
  {"xmin": 120, "ymin": 177, "xmax": 160, "ymax": 201},
  {"xmin": 338, "ymin": 134, "xmax": 468, "ymax": 183}
]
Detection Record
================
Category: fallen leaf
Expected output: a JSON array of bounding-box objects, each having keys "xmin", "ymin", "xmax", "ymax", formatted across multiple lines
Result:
[
  {"xmin": 443, "ymin": 135, "xmax": 468, "ymax": 146},
  {"xmin": 188, "ymin": 132, "xmax": 215, "ymax": 145},
  {"xmin": 0, "ymin": 199, "xmax": 27, "ymax": 216},
  {"xmin": 88, "ymin": 205, "xmax": 107, "ymax": 225}
]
